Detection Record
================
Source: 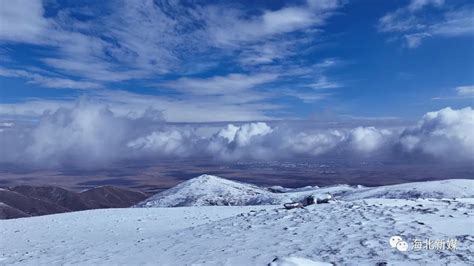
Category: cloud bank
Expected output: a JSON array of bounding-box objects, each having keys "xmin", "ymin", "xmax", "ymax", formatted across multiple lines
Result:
[
  {"xmin": 0, "ymin": 101, "xmax": 472, "ymax": 168},
  {"xmin": 399, "ymin": 107, "xmax": 474, "ymax": 160}
]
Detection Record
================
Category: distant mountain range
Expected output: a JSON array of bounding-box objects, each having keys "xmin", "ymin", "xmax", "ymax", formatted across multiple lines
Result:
[
  {"xmin": 1, "ymin": 175, "xmax": 473, "ymax": 264},
  {"xmin": 3, "ymin": 175, "xmax": 473, "ymax": 219},
  {"xmin": 0, "ymin": 185, "xmax": 148, "ymax": 219}
]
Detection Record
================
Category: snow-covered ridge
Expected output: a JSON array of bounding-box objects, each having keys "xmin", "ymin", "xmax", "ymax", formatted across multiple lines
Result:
[
  {"xmin": 136, "ymin": 174, "xmax": 283, "ymax": 207},
  {"xmin": 344, "ymin": 178, "xmax": 474, "ymax": 200},
  {"xmin": 136, "ymin": 174, "xmax": 474, "ymax": 207}
]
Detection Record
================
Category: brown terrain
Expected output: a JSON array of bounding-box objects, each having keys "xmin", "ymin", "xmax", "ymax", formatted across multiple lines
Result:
[
  {"xmin": 1, "ymin": 158, "xmax": 473, "ymax": 194},
  {"xmin": 1, "ymin": 158, "xmax": 472, "ymax": 219},
  {"xmin": 0, "ymin": 185, "xmax": 149, "ymax": 219}
]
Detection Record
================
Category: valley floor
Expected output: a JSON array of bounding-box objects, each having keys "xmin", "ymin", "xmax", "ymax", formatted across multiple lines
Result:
[{"xmin": 1, "ymin": 198, "xmax": 473, "ymax": 265}]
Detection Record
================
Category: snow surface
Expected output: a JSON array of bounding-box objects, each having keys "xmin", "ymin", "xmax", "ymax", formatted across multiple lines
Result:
[
  {"xmin": 344, "ymin": 179, "xmax": 474, "ymax": 200},
  {"xmin": 1, "ymin": 199, "xmax": 473, "ymax": 265},
  {"xmin": 137, "ymin": 174, "xmax": 474, "ymax": 207},
  {"xmin": 135, "ymin": 174, "xmax": 285, "ymax": 207},
  {"xmin": 1, "ymin": 176, "xmax": 473, "ymax": 265}
]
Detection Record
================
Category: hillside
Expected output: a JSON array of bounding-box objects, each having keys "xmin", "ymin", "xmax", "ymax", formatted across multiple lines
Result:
[
  {"xmin": 0, "ymin": 185, "xmax": 148, "ymax": 219},
  {"xmin": 135, "ymin": 174, "xmax": 283, "ymax": 207},
  {"xmin": 136, "ymin": 174, "xmax": 474, "ymax": 207}
]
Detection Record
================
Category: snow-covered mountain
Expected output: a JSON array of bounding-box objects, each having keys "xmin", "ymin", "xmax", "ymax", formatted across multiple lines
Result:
[
  {"xmin": 343, "ymin": 179, "xmax": 474, "ymax": 200},
  {"xmin": 2, "ymin": 176, "xmax": 473, "ymax": 265},
  {"xmin": 136, "ymin": 174, "xmax": 474, "ymax": 207},
  {"xmin": 136, "ymin": 174, "xmax": 284, "ymax": 207}
]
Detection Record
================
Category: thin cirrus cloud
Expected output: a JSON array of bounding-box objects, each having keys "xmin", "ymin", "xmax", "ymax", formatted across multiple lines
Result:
[
  {"xmin": 0, "ymin": 0, "xmax": 346, "ymax": 120},
  {"xmin": 0, "ymin": 100, "xmax": 472, "ymax": 168},
  {"xmin": 0, "ymin": 90, "xmax": 280, "ymax": 123},
  {"xmin": 0, "ymin": 0, "xmax": 344, "ymax": 83},
  {"xmin": 0, "ymin": 67, "xmax": 101, "ymax": 90},
  {"xmin": 162, "ymin": 73, "xmax": 279, "ymax": 96},
  {"xmin": 378, "ymin": 0, "xmax": 474, "ymax": 48}
]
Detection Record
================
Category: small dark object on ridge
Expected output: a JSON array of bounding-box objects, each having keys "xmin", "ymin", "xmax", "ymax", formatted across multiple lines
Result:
[{"xmin": 284, "ymin": 194, "xmax": 333, "ymax": 209}]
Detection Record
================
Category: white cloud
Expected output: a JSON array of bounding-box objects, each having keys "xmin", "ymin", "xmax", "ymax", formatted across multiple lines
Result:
[
  {"xmin": 25, "ymin": 101, "xmax": 130, "ymax": 166},
  {"xmin": 0, "ymin": 90, "xmax": 279, "ymax": 123},
  {"xmin": 430, "ymin": 9, "xmax": 474, "ymax": 37},
  {"xmin": 399, "ymin": 107, "xmax": 474, "ymax": 161},
  {"xmin": 284, "ymin": 130, "xmax": 346, "ymax": 156},
  {"xmin": 404, "ymin": 32, "xmax": 431, "ymax": 48},
  {"xmin": 0, "ymin": 0, "xmax": 50, "ymax": 44},
  {"xmin": 284, "ymin": 91, "xmax": 330, "ymax": 103},
  {"xmin": 0, "ymin": 0, "xmax": 344, "ymax": 110},
  {"xmin": 1, "ymin": 102, "xmax": 472, "ymax": 167},
  {"xmin": 206, "ymin": 122, "xmax": 275, "ymax": 160},
  {"xmin": 163, "ymin": 73, "xmax": 278, "ymax": 96},
  {"xmin": 204, "ymin": 1, "xmax": 341, "ymax": 47},
  {"xmin": 232, "ymin": 122, "xmax": 273, "ymax": 146},
  {"xmin": 407, "ymin": 0, "xmax": 445, "ymax": 12},
  {"xmin": 0, "ymin": 0, "xmax": 344, "ymax": 85},
  {"xmin": 0, "ymin": 67, "xmax": 101, "ymax": 89},
  {"xmin": 308, "ymin": 76, "xmax": 342, "ymax": 90},
  {"xmin": 349, "ymin": 127, "xmax": 392, "ymax": 154},
  {"xmin": 432, "ymin": 85, "xmax": 474, "ymax": 100},
  {"xmin": 127, "ymin": 130, "xmax": 193, "ymax": 157},
  {"xmin": 378, "ymin": 0, "xmax": 473, "ymax": 48},
  {"xmin": 216, "ymin": 124, "xmax": 240, "ymax": 144},
  {"xmin": 456, "ymin": 85, "xmax": 474, "ymax": 97}
]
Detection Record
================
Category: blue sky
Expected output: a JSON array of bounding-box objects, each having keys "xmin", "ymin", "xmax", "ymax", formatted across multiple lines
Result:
[{"xmin": 0, "ymin": 0, "xmax": 473, "ymax": 122}]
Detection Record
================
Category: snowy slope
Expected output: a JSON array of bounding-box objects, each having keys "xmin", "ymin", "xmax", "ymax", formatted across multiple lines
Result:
[
  {"xmin": 343, "ymin": 179, "xmax": 474, "ymax": 200},
  {"xmin": 136, "ymin": 174, "xmax": 285, "ymax": 207},
  {"xmin": 136, "ymin": 174, "xmax": 474, "ymax": 207},
  {"xmin": 1, "ymin": 198, "xmax": 473, "ymax": 265}
]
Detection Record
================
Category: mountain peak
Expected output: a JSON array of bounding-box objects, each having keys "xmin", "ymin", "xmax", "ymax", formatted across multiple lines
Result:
[
  {"xmin": 136, "ymin": 175, "xmax": 281, "ymax": 207},
  {"xmin": 188, "ymin": 174, "xmax": 226, "ymax": 183}
]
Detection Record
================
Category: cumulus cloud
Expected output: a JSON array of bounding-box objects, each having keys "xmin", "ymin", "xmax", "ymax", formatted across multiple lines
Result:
[
  {"xmin": 127, "ymin": 130, "xmax": 195, "ymax": 157},
  {"xmin": 206, "ymin": 122, "xmax": 275, "ymax": 160},
  {"xmin": 231, "ymin": 122, "xmax": 273, "ymax": 146},
  {"xmin": 399, "ymin": 107, "xmax": 474, "ymax": 161},
  {"xmin": 284, "ymin": 130, "xmax": 346, "ymax": 156},
  {"xmin": 1, "ymin": 100, "xmax": 164, "ymax": 167},
  {"xmin": 25, "ymin": 101, "xmax": 131, "ymax": 166},
  {"xmin": 349, "ymin": 127, "xmax": 392, "ymax": 154},
  {"xmin": 0, "ymin": 101, "xmax": 472, "ymax": 168}
]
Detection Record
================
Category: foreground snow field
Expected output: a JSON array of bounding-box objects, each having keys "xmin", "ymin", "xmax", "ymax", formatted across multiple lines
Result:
[
  {"xmin": 1, "ymin": 199, "xmax": 473, "ymax": 265},
  {"xmin": 1, "ymin": 176, "xmax": 473, "ymax": 265}
]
